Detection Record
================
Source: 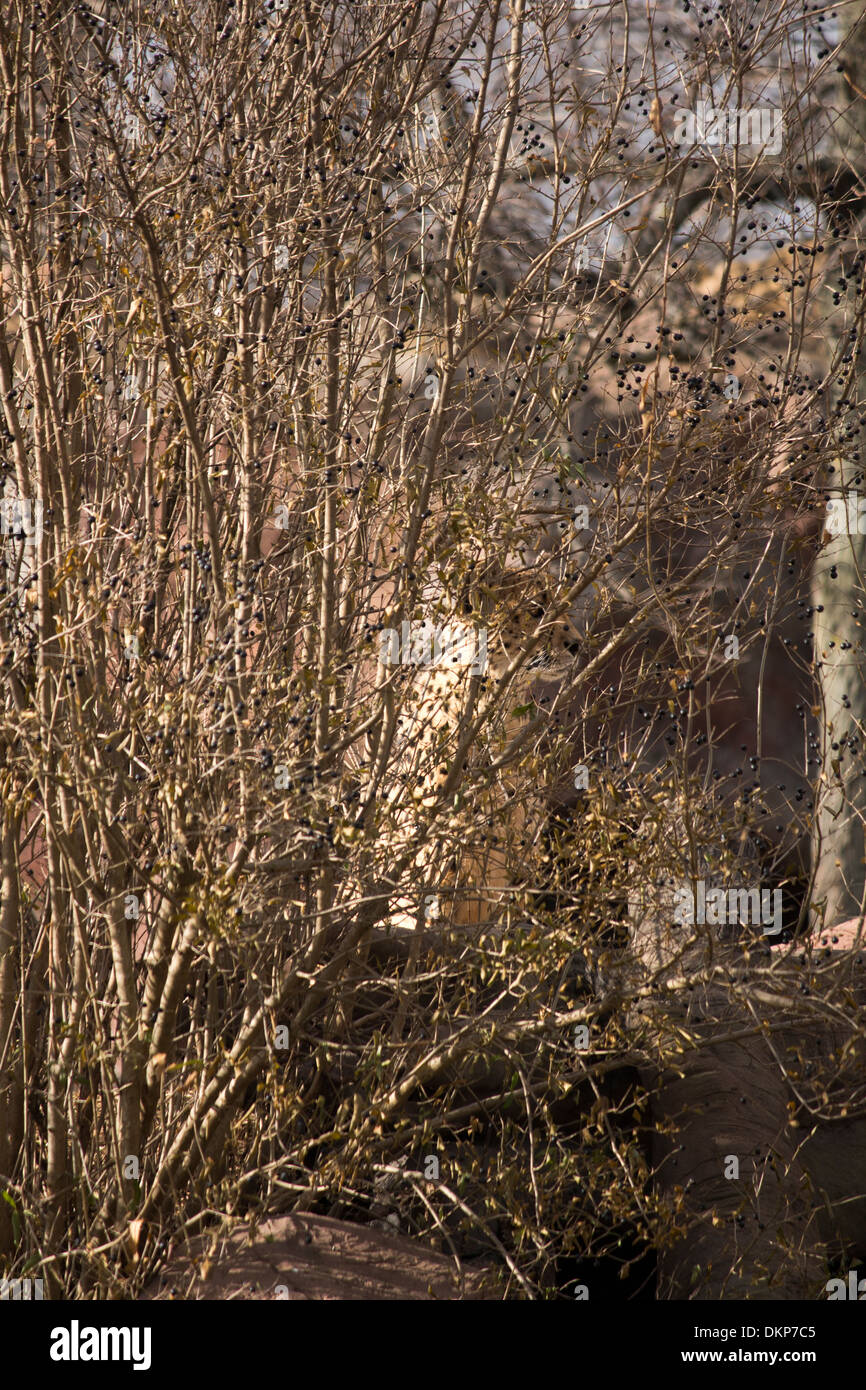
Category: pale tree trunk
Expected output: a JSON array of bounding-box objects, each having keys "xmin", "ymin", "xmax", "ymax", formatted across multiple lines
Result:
[{"xmin": 812, "ymin": 4, "xmax": 866, "ymax": 934}]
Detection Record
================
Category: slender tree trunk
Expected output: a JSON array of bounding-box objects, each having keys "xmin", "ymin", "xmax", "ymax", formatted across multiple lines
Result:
[{"xmin": 812, "ymin": 3, "xmax": 866, "ymax": 934}]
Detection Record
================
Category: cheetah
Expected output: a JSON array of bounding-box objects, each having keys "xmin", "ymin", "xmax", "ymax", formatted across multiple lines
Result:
[
  {"xmin": 375, "ymin": 459, "xmax": 675, "ymax": 936},
  {"xmin": 380, "ymin": 556, "xmax": 582, "ymax": 935}
]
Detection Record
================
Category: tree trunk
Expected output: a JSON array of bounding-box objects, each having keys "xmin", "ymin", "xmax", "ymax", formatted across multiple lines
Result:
[
  {"xmin": 646, "ymin": 991, "xmax": 825, "ymax": 1300},
  {"xmin": 812, "ymin": 3, "xmax": 866, "ymax": 933}
]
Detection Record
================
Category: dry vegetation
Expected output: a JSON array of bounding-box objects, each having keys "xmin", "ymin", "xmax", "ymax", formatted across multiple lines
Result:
[{"xmin": 0, "ymin": 0, "xmax": 865, "ymax": 1300}]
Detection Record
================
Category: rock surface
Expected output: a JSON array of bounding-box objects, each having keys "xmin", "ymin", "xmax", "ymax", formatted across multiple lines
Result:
[{"xmin": 140, "ymin": 1212, "xmax": 498, "ymax": 1301}]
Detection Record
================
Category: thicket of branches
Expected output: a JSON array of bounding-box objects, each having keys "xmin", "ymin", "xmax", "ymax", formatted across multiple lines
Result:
[{"xmin": 0, "ymin": 0, "xmax": 863, "ymax": 1298}]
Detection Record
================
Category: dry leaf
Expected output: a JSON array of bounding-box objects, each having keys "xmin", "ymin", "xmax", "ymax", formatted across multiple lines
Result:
[{"xmin": 126, "ymin": 1218, "xmax": 145, "ymax": 1267}]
